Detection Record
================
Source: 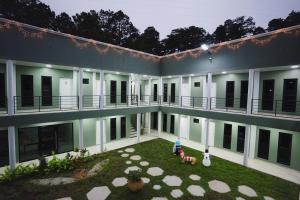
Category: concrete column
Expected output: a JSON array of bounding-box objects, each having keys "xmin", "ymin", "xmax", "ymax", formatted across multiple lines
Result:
[
  {"xmin": 148, "ymin": 112, "xmax": 151, "ymax": 135},
  {"xmin": 159, "ymin": 77, "xmax": 163, "ymax": 103},
  {"xmin": 127, "ymin": 75, "xmax": 131, "ymax": 105},
  {"xmin": 78, "ymin": 68, "xmax": 84, "ymax": 110},
  {"xmin": 137, "ymin": 113, "xmax": 141, "ymax": 143},
  {"xmin": 99, "ymin": 70, "xmax": 104, "ymax": 109},
  {"xmin": 204, "ymin": 118, "xmax": 210, "ymax": 150},
  {"xmin": 72, "ymin": 70, "xmax": 78, "ymax": 96},
  {"xmin": 252, "ymin": 71, "xmax": 260, "ymax": 113},
  {"xmin": 135, "ymin": 76, "xmax": 141, "ymax": 104},
  {"xmin": 6, "ymin": 60, "xmax": 16, "ymax": 170},
  {"xmin": 247, "ymin": 69, "xmax": 255, "ymax": 114},
  {"xmin": 249, "ymin": 125, "xmax": 257, "ymax": 159},
  {"xmin": 243, "ymin": 125, "xmax": 251, "ymax": 166},
  {"xmin": 158, "ymin": 111, "xmax": 162, "ymax": 137},
  {"xmin": 179, "ymin": 76, "xmax": 182, "ymax": 106},
  {"xmin": 206, "ymin": 72, "xmax": 212, "ymax": 110},
  {"xmin": 79, "ymin": 119, "xmax": 84, "ymax": 149},
  {"xmin": 99, "ymin": 118, "xmax": 104, "ymax": 152}
]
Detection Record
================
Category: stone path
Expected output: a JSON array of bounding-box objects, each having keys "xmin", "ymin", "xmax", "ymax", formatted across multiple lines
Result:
[
  {"xmin": 171, "ymin": 189, "xmax": 183, "ymax": 199},
  {"xmin": 238, "ymin": 185, "xmax": 257, "ymax": 197},
  {"xmin": 236, "ymin": 197, "xmax": 245, "ymax": 200},
  {"xmin": 117, "ymin": 150, "xmax": 123, "ymax": 153},
  {"xmin": 125, "ymin": 148, "xmax": 135, "ymax": 153},
  {"xmin": 31, "ymin": 177, "xmax": 76, "ymax": 186},
  {"xmin": 87, "ymin": 159, "xmax": 109, "ymax": 177},
  {"xmin": 121, "ymin": 153, "xmax": 129, "ymax": 158},
  {"xmin": 56, "ymin": 197, "xmax": 72, "ymax": 200},
  {"xmin": 151, "ymin": 198, "xmax": 168, "ymax": 200},
  {"xmin": 124, "ymin": 166, "xmax": 141, "ymax": 174},
  {"xmin": 162, "ymin": 175, "xmax": 182, "ymax": 187},
  {"xmin": 140, "ymin": 161, "xmax": 149, "ymax": 166},
  {"xmin": 264, "ymin": 196, "xmax": 275, "ymax": 200},
  {"xmin": 130, "ymin": 155, "xmax": 142, "ymax": 161},
  {"xmin": 142, "ymin": 177, "xmax": 150, "ymax": 183},
  {"xmin": 86, "ymin": 186, "xmax": 111, "ymax": 200},
  {"xmin": 126, "ymin": 160, "xmax": 132, "ymax": 165},
  {"xmin": 112, "ymin": 177, "xmax": 127, "ymax": 187},
  {"xmin": 147, "ymin": 167, "xmax": 164, "ymax": 176},
  {"xmin": 189, "ymin": 174, "xmax": 201, "ymax": 181},
  {"xmin": 187, "ymin": 185, "xmax": 205, "ymax": 197},
  {"xmin": 208, "ymin": 180, "xmax": 231, "ymax": 193},
  {"xmin": 153, "ymin": 185, "xmax": 161, "ymax": 190}
]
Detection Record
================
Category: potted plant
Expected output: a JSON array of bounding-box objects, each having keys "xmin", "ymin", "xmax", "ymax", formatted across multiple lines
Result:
[{"xmin": 127, "ymin": 169, "xmax": 144, "ymax": 192}]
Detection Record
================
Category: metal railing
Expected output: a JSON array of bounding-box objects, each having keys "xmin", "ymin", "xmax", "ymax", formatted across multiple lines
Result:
[
  {"xmin": 102, "ymin": 95, "xmax": 138, "ymax": 107},
  {"xmin": 210, "ymin": 97, "xmax": 247, "ymax": 113},
  {"xmin": 14, "ymin": 96, "xmax": 79, "ymax": 113},
  {"xmin": 160, "ymin": 96, "xmax": 180, "ymax": 106},
  {"xmin": 252, "ymin": 99, "xmax": 300, "ymax": 118},
  {"xmin": 180, "ymin": 96, "xmax": 208, "ymax": 109},
  {"xmin": 83, "ymin": 95, "xmax": 101, "ymax": 109}
]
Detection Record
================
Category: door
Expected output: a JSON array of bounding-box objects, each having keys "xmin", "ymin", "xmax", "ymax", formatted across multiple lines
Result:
[
  {"xmin": 225, "ymin": 81, "xmax": 234, "ymax": 107},
  {"xmin": 151, "ymin": 112, "xmax": 158, "ymax": 129},
  {"xmin": 277, "ymin": 132, "xmax": 292, "ymax": 165},
  {"xmin": 163, "ymin": 114, "xmax": 167, "ymax": 132},
  {"xmin": 59, "ymin": 78, "xmax": 73, "ymax": 108},
  {"xmin": 223, "ymin": 124, "xmax": 232, "ymax": 149},
  {"xmin": 39, "ymin": 126, "xmax": 56, "ymax": 156},
  {"xmin": 163, "ymin": 83, "xmax": 168, "ymax": 102},
  {"xmin": 110, "ymin": 118, "xmax": 116, "ymax": 140},
  {"xmin": 121, "ymin": 117, "xmax": 126, "ymax": 138},
  {"xmin": 180, "ymin": 115, "xmax": 189, "ymax": 139},
  {"xmin": 171, "ymin": 83, "xmax": 176, "ymax": 103},
  {"xmin": 21, "ymin": 75, "xmax": 34, "ymax": 107},
  {"xmin": 257, "ymin": 129, "xmax": 270, "ymax": 159},
  {"xmin": 153, "ymin": 84, "xmax": 158, "ymax": 102},
  {"xmin": 240, "ymin": 80, "xmax": 248, "ymax": 109},
  {"xmin": 181, "ymin": 78, "xmax": 190, "ymax": 106},
  {"xmin": 41, "ymin": 76, "xmax": 52, "ymax": 106},
  {"xmin": 0, "ymin": 130, "xmax": 9, "ymax": 167},
  {"xmin": 110, "ymin": 81, "xmax": 117, "ymax": 104},
  {"xmin": 282, "ymin": 79, "xmax": 297, "ymax": 112},
  {"xmin": 121, "ymin": 81, "xmax": 127, "ymax": 104},
  {"xmin": 237, "ymin": 126, "xmax": 246, "ymax": 153},
  {"xmin": 0, "ymin": 73, "xmax": 5, "ymax": 108},
  {"xmin": 170, "ymin": 115, "xmax": 175, "ymax": 134},
  {"xmin": 262, "ymin": 80, "xmax": 274, "ymax": 111}
]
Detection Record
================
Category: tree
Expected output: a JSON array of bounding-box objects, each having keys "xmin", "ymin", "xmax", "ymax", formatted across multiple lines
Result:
[
  {"xmin": 267, "ymin": 18, "xmax": 286, "ymax": 31},
  {"xmin": 161, "ymin": 26, "xmax": 209, "ymax": 55},
  {"xmin": 285, "ymin": 10, "xmax": 300, "ymax": 27},
  {"xmin": 52, "ymin": 12, "xmax": 76, "ymax": 34},
  {"xmin": 134, "ymin": 26, "xmax": 162, "ymax": 55},
  {"xmin": 253, "ymin": 26, "xmax": 266, "ymax": 35}
]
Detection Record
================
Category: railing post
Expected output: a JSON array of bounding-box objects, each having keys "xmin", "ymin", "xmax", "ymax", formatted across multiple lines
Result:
[
  {"xmin": 181, "ymin": 96, "xmax": 182, "ymax": 107},
  {"xmin": 136, "ymin": 95, "xmax": 138, "ymax": 106},
  {"xmin": 13, "ymin": 96, "xmax": 16, "ymax": 114},
  {"xmin": 210, "ymin": 98, "xmax": 212, "ymax": 110},
  {"xmin": 193, "ymin": 96, "xmax": 195, "ymax": 108},
  {"xmin": 99, "ymin": 95, "xmax": 101, "ymax": 109},
  {"xmin": 59, "ymin": 96, "xmax": 62, "ymax": 111},
  {"xmin": 38, "ymin": 96, "xmax": 41, "ymax": 112},
  {"xmin": 169, "ymin": 96, "xmax": 170, "ymax": 106},
  {"xmin": 127, "ymin": 95, "xmax": 129, "ymax": 107},
  {"xmin": 77, "ymin": 96, "xmax": 79, "ymax": 110},
  {"xmin": 274, "ymin": 100, "xmax": 277, "ymax": 116},
  {"xmin": 251, "ymin": 99, "xmax": 253, "ymax": 114}
]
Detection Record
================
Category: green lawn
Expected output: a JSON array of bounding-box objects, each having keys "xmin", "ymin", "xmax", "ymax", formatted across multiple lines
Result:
[{"xmin": 0, "ymin": 138, "xmax": 299, "ymax": 200}]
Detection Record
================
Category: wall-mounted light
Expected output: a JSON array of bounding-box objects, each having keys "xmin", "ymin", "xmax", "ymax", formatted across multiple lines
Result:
[
  {"xmin": 201, "ymin": 44, "xmax": 209, "ymax": 51},
  {"xmin": 190, "ymin": 74, "xmax": 194, "ymax": 76},
  {"xmin": 168, "ymin": 76, "xmax": 172, "ymax": 78},
  {"xmin": 222, "ymin": 71, "xmax": 227, "ymax": 74},
  {"xmin": 45, "ymin": 64, "xmax": 52, "ymax": 68},
  {"xmin": 290, "ymin": 65, "xmax": 299, "ymax": 69},
  {"xmin": 143, "ymin": 75, "xmax": 147, "ymax": 78},
  {"xmin": 86, "ymin": 69, "xmax": 91, "ymax": 72},
  {"xmin": 116, "ymin": 72, "xmax": 120, "ymax": 75},
  {"xmin": 201, "ymin": 43, "xmax": 212, "ymax": 63}
]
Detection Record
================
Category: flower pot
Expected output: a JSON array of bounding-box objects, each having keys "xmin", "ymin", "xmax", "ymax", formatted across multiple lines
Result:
[{"xmin": 127, "ymin": 179, "xmax": 144, "ymax": 192}]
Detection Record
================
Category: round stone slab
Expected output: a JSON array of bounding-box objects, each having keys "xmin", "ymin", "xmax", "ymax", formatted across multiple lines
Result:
[
  {"xmin": 208, "ymin": 180, "xmax": 231, "ymax": 193},
  {"xmin": 140, "ymin": 161, "xmax": 149, "ymax": 166},
  {"xmin": 121, "ymin": 153, "xmax": 129, "ymax": 158},
  {"xmin": 238, "ymin": 185, "xmax": 257, "ymax": 197},
  {"xmin": 151, "ymin": 198, "xmax": 168, "ymax": 200},
  {"xmin": 117, "ymin": 150, "xmax": 123, "ymax": 153},
  {"xmin": 124, "ymin": 166, "xmax": 141, "ymax": 174},
  {"xmin": 171, "ymin": 189, "xmax": 183, "ymax": 199},
  {"xmin": 126, "ymin": 161, "xmax": 132, "ymax": 165},
  {"xmin": 130, "ymin": 155, "xmax": 142, "ymax": 161},
  {"xmin": 141, "ymin": 177, "xmax": 150, "ymax": 183},
  {"xmin": 86, "ymin": 186, "xmax": 111, "ymax": 200},
  {"xmin": 162, "ymin": 175, "xmax": 182, "ymax": 187},
  {"xmin": 56, "ymin": 198, "xmax": 72, "ymax": 200},
  {"xmin": 125, "ymin": 148, "xmax": 135, "ymax": 153},
  {"xmin": 112, "ymin": 177, "xmax": 127, "ymax": 187},
  {"xmin": 264, "ymin": 196, "xmax": 275, "ymax": 200},
  {"xmin": 187, "ymin": 185, "xmax": 205, "ymax": 197},
  {"xmin": 147, "ymin": 167, "xmax": 164, "ymax": 176},
  {"xmin": 189, "ymin": 174, "xmax": 201, "ymax": 181},
  {"xmin": 236, "ymin": 197, "xmax": 245, "ymax": 200},
  {"xmin": 153, "ymin": 185, "xmax": 161, "ymax": 190}
]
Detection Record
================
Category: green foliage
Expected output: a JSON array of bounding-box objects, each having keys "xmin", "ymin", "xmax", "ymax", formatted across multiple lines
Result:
[
  {"xmin": 127, "ymin": 169, "xmax": 142, "ymax": 182},
  {"xmin": 46, "ymin": 154, "xmax": 74, "ymax": 173},
  {"xmin": 0, "ymin": 164, "xmax": 38, "ymax": 182}
]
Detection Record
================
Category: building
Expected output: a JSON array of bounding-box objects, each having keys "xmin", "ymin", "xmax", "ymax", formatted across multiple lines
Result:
[{"xmin": 0, "ymin": 18, "xmax": 299, "ymax": 184}]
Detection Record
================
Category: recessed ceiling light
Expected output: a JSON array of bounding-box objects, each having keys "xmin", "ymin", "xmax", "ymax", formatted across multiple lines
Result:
[
  {"xmin": 45, "ymin": 64, "xmax": 52, "ymax": 68},
  {"xmin": 201, "ymin": 44, "xmax": 209, "ymax": 51},
  {"xmin": 168, "ymin": 76, "xmax": 172, "ymax": 78},
  {"xmin": 130, "ymin": 73, "xmax": 134, "ymax": 76},
  {"xmin": 86, "ymin": 69, "xmax": 91, "ymax": 72},
  {"xmin": 143, "ymin": 75, "xmax": 147, "ymax": 78},
  {"xmin": 116, "ymin": 72, "xmax": 120, "ymax": 75},
  {"xmin": 222, "ymin": 71, "xmax": 227, "ymax": 74},
  {"xmin": 190, "ymin": 74, "xmax": 194, "ymax": 76},
  {"xmin": 291, "ymin": 65, "xmax": 299, "ymax": 69}
]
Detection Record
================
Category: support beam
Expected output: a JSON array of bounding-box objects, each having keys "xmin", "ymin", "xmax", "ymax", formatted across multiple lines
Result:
[
  {"xmin": 158, "ymin": 111, "xmax": 162, "ymax": 137},
  {"xmin": 78, "ymin": 68, "xmax": 84, "ymax": 110},
  {"xmin": 247, "ymin": 69, "xmax": 254, "ymax": 114},
  {"xmin": 243, "ymin": 124, "xmax": 251, "ymax": 166},
  {"xmin": 8, "ymin": 126, "xmax": 16, "ymax": 170},
  {"xmin": 206, "ymin": 72, "xmax": 212, "ymax": 110},
  {"xmin": 135, "ymin": 76, "xmax": 141, "ymax": 105},
  {"xmin": 99, "ymin": 118, "xmax": 104, "ymax": 152},
  {"xmin": 159, "ymin": 77, "xmax": 163, "ymax": 103},
  {"xmin": 179, "ymin": 76, "xmax": 182, "ymax": 106},
  {"xmin": 137, "ymin": 113, "xmax": 141, "ymax": 143},
  {"xmin": 148, "ymin": 112, "xmax": 151, "ymax": 135},
  {"xmin": 204, "ymin": 118, "xmax": 210, "ymax": 150},
  {"xmin": 252, "ymin": 71, "xmax": 260, "ymax": 113},
  {"xmin": 99, "ymin": 70, "xmax": 104, "ymax": 109},
  {"xmin": 79, "ymin": 119, "xmax": 84, "ymax": 149}
]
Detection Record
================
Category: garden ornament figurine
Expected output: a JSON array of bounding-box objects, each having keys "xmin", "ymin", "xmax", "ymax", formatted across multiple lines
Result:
[
  {"xmin": 173, "ymin": 137, "xmax": 182, "ymax": 156},
  {"xmin": 179, "ymin": 147, "xmax": 197, "ymax": 165},
  {"xmin": 202, "ymin": 149, "xmax": 211, "ymax": 167}
]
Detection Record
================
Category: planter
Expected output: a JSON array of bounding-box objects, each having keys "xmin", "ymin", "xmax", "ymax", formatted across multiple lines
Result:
[{"xmin": 128, "ymin": 179, "xmax": 144, "ymax": 192}]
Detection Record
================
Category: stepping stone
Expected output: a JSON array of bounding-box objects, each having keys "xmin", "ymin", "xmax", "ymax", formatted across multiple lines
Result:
[
  {"xmin": 126, "ymin": 161, "xmax": 132, "ymax": 165},
  {"xmin": 236, "ymin": 197, "xmax": 245, "ymax": 200},
  {"xmin": 56, "ymin": 198, "xmax": 72, "ymax": 200},
  {"xmin": 130, "ymin": 155, "xmax": 142, "ymax": 161},
  {"xmin": 121, "ymin": 153, "xmax": 129, "ymax": 158},
  {"xmin": 86, "ymin": 186, "xmax": 111, "ymax": 200},
  {"xmin": 118, "ymin": 150, "xmax": 123, "ymax": 153},
  {"xmin": 264, "ymin": 196, "xmax": 275, "ymax": 200},
  {"xmin": 32, "ymin": 177, "xmax": 76, "ymax": 186},
  {"xmin": 238, "ymin": 185, "xmax": 257, "ymax": 197},
  {"xmin": 142, "ymin": 177, "xmax": 150, "ymax": 183},
  {"xmin": 125, "ymin": 148, "xmax": 135, "ymax": 153},
  {"xmin": 153, "ymin": 185, "xmax": 161, "ymax": 190},
  {"xmin": 189, "ymin": 174, "xmax": 201, "ymax": 181},
  {"xmin": 147, "ymin": 167, "xmax": 164, "ymax": 176},
  {"xmin": 112, "ymin": 177, "xmax": 127, "ymax": 187},
  {"xmin": 171, "ymin": 189, "xmax": 183, "ymax": 198},
  {"xmin": 208, "ymin": 180, "xmax": 231, "ymax": 193},
  {"xmin": 124, "ymin": 166, "xmax": 141, "ymax": 174},
  {"xmin": 187, "ymin": 185, "xmax": 205, "ymax": 197},
  {"xmin": 162, "ymin": 175, "xmax": 182, "ymax": 186},
  {"xmin": 151, "ymin": 198, "xmax": 168, "ymax": 200},
  {"xmin": 87, "ymin": 159, "xmax": 109, "ymax": 177},
  {"xmin": 140, "ymin": 161, "xmax": 149, "ymax": 166}
]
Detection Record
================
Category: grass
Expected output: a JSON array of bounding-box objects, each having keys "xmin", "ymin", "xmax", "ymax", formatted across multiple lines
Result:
[{"xmin": 0, "ymin": 138, "xmax": 299, "ymax": 200}]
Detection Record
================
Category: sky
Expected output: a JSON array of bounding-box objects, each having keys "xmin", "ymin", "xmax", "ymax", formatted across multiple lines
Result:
[{"xmin": 40, "ymin": 0, "xmax": 300, "ymax": 39}]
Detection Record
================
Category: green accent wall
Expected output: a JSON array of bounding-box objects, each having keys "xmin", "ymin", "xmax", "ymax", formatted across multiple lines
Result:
[
  {"xmin": 191, "ymin": 76, "xmax": 205, "ymax": 97},
  {"xmin": 189, "ymin": 117, "xmax": 202, "ymax": 142}
]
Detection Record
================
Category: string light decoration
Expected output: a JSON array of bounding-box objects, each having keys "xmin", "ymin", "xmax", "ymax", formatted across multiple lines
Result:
[{"xmin": 0, "ymin": 18, "xmax": 299, "ymax": 62}]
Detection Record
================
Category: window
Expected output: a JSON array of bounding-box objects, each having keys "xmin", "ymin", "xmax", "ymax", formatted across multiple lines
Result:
[
  {"xmin": 0, "ymin": 73, "xmax": 5, "ymax": 108},
  {"xmin": 163, "ymin": 114, "xmax": 167, "ymax": 132},
  {"xmin": 171, "ymin": 83, "xmax": 176, "ymax": 103},
  {"xmin": 193, "ymin": 118, "xmax": 199, "ymax": 123},
  {"xmin": 41, "ymin": 76, "xmax": 52, "ymax": 106},
  {"xmin": 225, "ymin": 81, "xmax": 234, "ymax": 107},
  {"xmin": 223, "ymin": 123, "xmax": 232, "ymax": 149},
  {"xmin": 277, "ymin": 132, "xmax": 292, "ymax": 165},
  {"xmin": 170, "ymin": 115, "xmax": 175, "ymax": 134},
  {"xmin": 194, "ymin": 82, "xmax": 200, "ymax": 87},
  {"xmin": 21, "ymin": 75, "xmax": 34, "ymax": 107},
  {"xmin": 282, "ymin": 79, "xmax": 297, "ymax": 112},
  {"xmin": 262, "ymin": 80, "xmax": 274, "ymax": 111},
  {"xmin": 257, "ymin": 129, "xmax": 270, "ymax": 160},
  {"xmin": 0, "ymin": 130, "xmax": 9, "ymax": 167},
  {"xmin": 240, "ymin": 80, "xmax": 248, "ymax": 109},
  {"xmin": 110, "ymin": 118, "xmax": 116, "ymax": 140},
  {"xmin": 121, "ymin": 81, "xmax": 127, "ymax": 103},
  {"xmin": 163, "ymin": 83, "xmax": 168, "ymax": 102},
  {"xmin": 153, "ymin": 84, "xmax": 158, "ymax": 101},
  {"xmin": 237, "ymin": 126, "xmax": 246, "ymax": 153},
  {"xmin": 82, "ymin": 78, "xmax": 89, "ymax": 84},
  {"xmin": 110, "ymin": 80, "xmax": 117, "ymax": 104},
  {"xmin": 120, "ymin": 117, "xmax": 126, "ymax": 138}
]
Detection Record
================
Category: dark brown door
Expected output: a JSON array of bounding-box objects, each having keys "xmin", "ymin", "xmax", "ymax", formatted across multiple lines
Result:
[
  {"xmin": 226, "ymin": 81, "xmax": 234, "ymax": 107},
  {"xmin": 170, "ymin": 115, "xmax": 175, "ymax": 134},
  {"xmin": 41, "ymin": 76, "xmax": 52, "ymax": 106},
  {"xmin": 240, "ymin": 80, "xmax": 248, "ymax": 108},
  {"xmin": 171, "ymin": 83, "xmax": 176, "ymax": 103},
  {"xmin": 223, "ymin": 123, "xmax": 232, "ymax": 149},
  {"xmin": 21, "ymin": 75, "xmax": 34, "ymax": 106},
  {"xmin": 237, "ymin": 126, "xmax": 246, "ymax": 153},
  {"xmin": 282, "ymin": 79, "xmax": 297, "ymax": 112},
  {"xmin": 110, "ymin": 81, "xmax": 117, "ymax": 104},
  {"xmin": 110, "ymin": 118, "xmax": 116, "ymax": 140},
  {"xmin": 163, "ymin": 114, "xmax": 167, "ymax": 132},
  {"xmin": 153, "ymin": 84, "xmax": 157, "ymax": 101},
  {"xmin": 151, "ymin": 112, "xmax": 158, "ymax": 129},
  {"xmin": 0, "ymin": 73, "xmax": 5, "ymax": 108},
  {"xmin": 121, "ymin": 81, "xmax": 127, "ymax": 103},
  {"xmin": 39, "ymin": 126, "xmax": 56, "ymax": 156},
  {"xmin": 262, "ymin": 80, "xmax": 274, "ymax": 111},
  {"xmin": 257, "ymin": 129, "xmax": 270, "ymax": 159},
  {"xmin": 277, "ymin": 132, "xmax": 292, "ymax": 165},
  {"xmin": 121, "ymin": 117, "xmax": 126, "ymax": 138},
  {"xmin": 163, "ymin": 83, "xmax": 168, "ymax": 102},
  {"xmin": 0, "ymin": 130, "xmax": 9, "ymax": 167}
]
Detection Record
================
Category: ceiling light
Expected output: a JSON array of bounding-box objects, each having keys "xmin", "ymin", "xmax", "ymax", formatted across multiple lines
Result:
[
  {"xmin": 291, "ymin": 65, "xmax": 299, "ymax": 69},
  {"xmin": 222, "ymin": 71, "xmax": 227, "ymax": 74},
  {"xmin": 116, "ymin": 72, "xmax": 120, "ymax": 75},
  {"xmin": 168, "ymin": 76, "xmax": 172, "ymax": 78},
  {"xmin": 86, "ymin": 69, "xmax": 91, "ymax": 72},
  {"xmin": 201, "ymin": 44, "xmax": 209, "ymax": 51},
  {"xmin": 45, "ymin": 64, "xmax": 52, "ymax": 68},
  {"xmin": 190, "ymin": 74, "xmax": 194, "ymax": 76},
  {"xmin": 143, "ymin": 75, "xmax": 147, "ymax": 78}
]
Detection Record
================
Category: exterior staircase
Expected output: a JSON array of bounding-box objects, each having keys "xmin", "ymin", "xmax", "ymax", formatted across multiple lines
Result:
[{"xmin": 130, "ymin": 126, "xmax": 137, "ymax": 138}]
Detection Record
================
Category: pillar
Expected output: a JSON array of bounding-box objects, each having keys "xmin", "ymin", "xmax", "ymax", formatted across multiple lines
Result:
[
  {"xmin": 206, "ymin": 72, "xmax": 212, "ymax": 110},
  {"xmin": 137, "ymin": 113, "xmax": 141, "ymax": 143},
  {"xmin": 79, "ymin": 119, "xmax": 84, "ymax": 149},
  {"xmin": 78, "ymin": 68, "xmax": 84, "ymax": 149},
  {"xmin": 179, "ymin": 76, "xmax": 182, "ymax": 106},
  {"xmin": 148, "ymin": 112, "xmax": 151, "ymax": 135},
  {"xmin": 158, "ymin": 111, "xmax": 162, "ymax": 137},
  {"xmin": 159, "ymin": 77, "xmax": 163, "ymax": 104},
  {"xmin": 100, "ymin": 70, "xmax": 104, "ymax": 109},
  {"xmin": 99, "ymin": 118, "xmax": 104, "ymax": 152},
  {"xmin": 204, "ymin": 118, "xmax": 210, "ymax": 150}
]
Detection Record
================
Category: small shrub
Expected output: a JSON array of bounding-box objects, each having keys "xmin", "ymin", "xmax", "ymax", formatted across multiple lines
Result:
[
  {"xmin": 46, "ymin": 154, "xmax": 73, "ymax": 173},
  {"xmin": 127, "ymin": 170, "xmax": 142, "ymax": 182},
  {"xmin": 38, "ymin": 156, "xmax": 47, "ymax": 171},
  {"xmin": 0, "ymin": 164, "xmax": 38, "ymax": 182}
]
